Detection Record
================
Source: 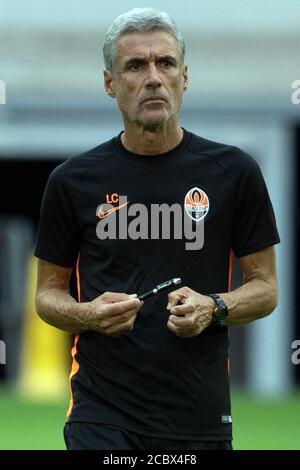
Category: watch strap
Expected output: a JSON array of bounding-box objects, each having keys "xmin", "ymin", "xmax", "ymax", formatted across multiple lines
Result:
[{"xmin": 207, "ymin": 293, "xmax": 228, "ymax": 326}]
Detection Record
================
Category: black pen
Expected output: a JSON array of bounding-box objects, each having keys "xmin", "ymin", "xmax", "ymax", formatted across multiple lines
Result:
[{"xmin": 138, "ymin": 278, "xmax": 182, "ymax": 300}]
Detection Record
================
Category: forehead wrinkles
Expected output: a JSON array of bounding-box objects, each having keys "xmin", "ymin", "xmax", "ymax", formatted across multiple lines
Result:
[
  {"xmin": 116, "ymin": 32, "xmax": 179, "ymax": 65},
  {"xmin": 126, "ymin": 50, "xmax": 167, "ymax": 63}
]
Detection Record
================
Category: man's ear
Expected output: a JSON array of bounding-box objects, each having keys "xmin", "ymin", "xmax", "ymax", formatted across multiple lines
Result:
[
  {"xmin": 103, "ymin": 70, "xmax": 116, "ymax": 98},
  {"xmin": 182, "ymin": 65, "xmax": 188, "ymax": 91}
]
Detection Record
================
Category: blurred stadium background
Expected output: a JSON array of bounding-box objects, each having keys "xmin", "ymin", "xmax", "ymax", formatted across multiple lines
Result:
[{"xmin": 0, "ymin": 0, "xmax": 300, "ymax": 450}]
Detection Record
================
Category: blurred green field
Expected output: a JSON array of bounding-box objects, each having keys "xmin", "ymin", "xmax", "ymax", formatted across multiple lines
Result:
[{"xmin": 0, "ymin": 388, "xmax": 299, "ymax": 450}]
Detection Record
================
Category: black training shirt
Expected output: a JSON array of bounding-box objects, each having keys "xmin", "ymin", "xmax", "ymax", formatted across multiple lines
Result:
[{"xmin": 34, "ymin": 129, "xmax": 280, "ymax": 441}]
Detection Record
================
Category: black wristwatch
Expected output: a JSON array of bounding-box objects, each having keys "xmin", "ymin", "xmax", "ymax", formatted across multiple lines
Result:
[{"xmin": 207, "ymin": 294, "xmax": 228, "ymax": 327}]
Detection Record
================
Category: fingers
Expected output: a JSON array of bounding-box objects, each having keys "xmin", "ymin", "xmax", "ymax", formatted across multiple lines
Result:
[
  {"xmin": 167, "ymin": 319, "xmax": 201, "ymax": 338},
  {"xmin": 88, "ymin": 293, "xmax": 143, "ymax": 336},
  {"xmin": 101, "ymin": 307, "xmax": 139, "ymax": 328},
  {"xmin": 99, "ymin": 291, "xmax": 136, "ymax": 303},
  {"xmin": 169, "ymin": 301, "xmax": 195, "ymax": 316},
  {"xmin": 167, "ymin": 302, "xmax": 213, "ymax": 337},
  {"xmin": 103, "ymin": 314, "xmax": 138, "ymax": 337},
  {"xmin": 166, "ymin": 293, "xmax": 182, "ymax": 310},
  {"xmin": 95, "ymin": 298, "xmax": 142, "ymax": 318},
  {"xmin": 167, "ymin": 288, "xmax": 195, "ymax": 336},
  {"xmin": 167, "ymin": 313, "xmax": 208, "ymax": 337},
  {"xmin": 167, "ymin": 286, "xmax": 190, "ymax": 310},
  {"xmin": 169, "ymin": 306, "xmax": 196, "ymax": 328},
  {"xmin": 104, "ymin": 298, "xmax": 142, "ymax": 316}
]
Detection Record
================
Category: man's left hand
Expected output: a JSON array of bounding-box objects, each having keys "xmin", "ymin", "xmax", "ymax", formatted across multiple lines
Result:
[{"xmin": 167, "ymin": 286, "xmax": 215, "ymax": 338}]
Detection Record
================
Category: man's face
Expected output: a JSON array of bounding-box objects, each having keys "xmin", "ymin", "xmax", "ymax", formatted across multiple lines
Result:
[{"xmin": 104, "ymin": 30, "xmax": 188, "ymax": 130}]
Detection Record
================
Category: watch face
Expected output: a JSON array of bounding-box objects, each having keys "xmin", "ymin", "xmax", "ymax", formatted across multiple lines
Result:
[
  {"xmin": 216, "ymin": 309, "xmax": 227, "ymax": 320},
  {"xmin": 213, "ymin": 307, "xmax": 228, "ymax": 326}
]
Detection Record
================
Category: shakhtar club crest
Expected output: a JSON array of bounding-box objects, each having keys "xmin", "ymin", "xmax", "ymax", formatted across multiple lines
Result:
[{"xmin": 184, "ymin": 187, "xmax": 209, "ymax": 222}]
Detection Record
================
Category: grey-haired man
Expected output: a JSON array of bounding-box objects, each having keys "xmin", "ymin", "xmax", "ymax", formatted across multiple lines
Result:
[{"xmin": 35, "ymin": 8, "xmax": 279, "ymax": 450}]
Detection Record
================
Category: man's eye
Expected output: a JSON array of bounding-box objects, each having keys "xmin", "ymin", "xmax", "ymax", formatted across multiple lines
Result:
[
  {"xmin": 129, "ymin": 63, "xmax": 142, "ymax": 71},
  {"xmin": 159, "ymin": 60, "xmax": 173, "ymax": 68}
]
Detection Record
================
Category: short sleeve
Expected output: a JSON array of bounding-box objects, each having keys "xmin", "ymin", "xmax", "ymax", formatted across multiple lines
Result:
[
  {"xmin": 232, "ymin": 158, "xmax": 280, "ymax": 258},
  {"xmin": 34, "ymin": 165, "xmax": 80, "ymax": 267}
]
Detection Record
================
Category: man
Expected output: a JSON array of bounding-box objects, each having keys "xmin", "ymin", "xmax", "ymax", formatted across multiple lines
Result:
[{"xmin": 34, "ymin": 8, "xmax": 280, "ymax": 450}]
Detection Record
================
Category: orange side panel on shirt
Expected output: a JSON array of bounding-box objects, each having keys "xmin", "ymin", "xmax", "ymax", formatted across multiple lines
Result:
[{"xmin": 66, "ymin": 254, "xmax": 81, "ymax": 418}]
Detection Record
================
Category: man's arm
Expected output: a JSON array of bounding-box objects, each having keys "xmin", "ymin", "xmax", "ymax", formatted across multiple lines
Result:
[
  {"xmin": 35, "ymin": 259, "xmax": 143, "ymax": 336},
  {"xmin": 218, "ymin": 245, "xmax": 278, "ymax": 325},
  {"xmin": 166, "ymin": 246, "xmax": 278, "ymax": 337}
]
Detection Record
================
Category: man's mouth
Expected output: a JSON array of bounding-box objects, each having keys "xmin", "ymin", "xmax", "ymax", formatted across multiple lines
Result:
[{"xmin": 142, "ymin": 97, "xmax": 166, "ymax": 103}]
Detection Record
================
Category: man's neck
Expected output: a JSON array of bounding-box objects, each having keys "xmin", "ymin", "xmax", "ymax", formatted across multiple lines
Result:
[{"xmin": 121, "ymin": 120, "xmax": 183, "ymax": 155}]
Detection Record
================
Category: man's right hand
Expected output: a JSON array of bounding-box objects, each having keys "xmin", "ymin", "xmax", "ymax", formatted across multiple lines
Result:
[{"xmin": 86, "ymin": 292, "xmax": 143, "ymax": 336}]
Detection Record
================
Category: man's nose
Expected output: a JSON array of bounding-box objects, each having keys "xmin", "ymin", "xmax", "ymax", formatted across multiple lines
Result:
[{"xmin": 145, "ymin": 63, "xmax": 162, "ymax": 88}]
